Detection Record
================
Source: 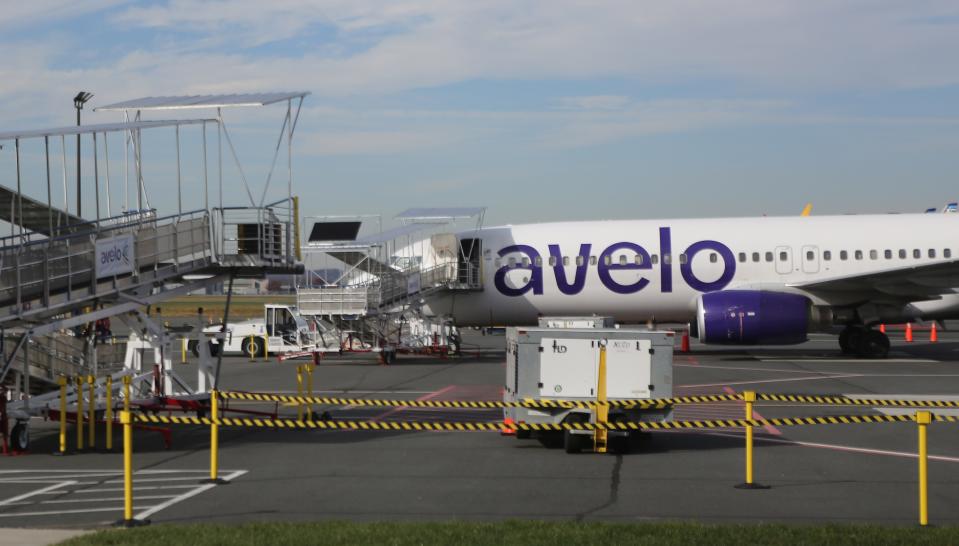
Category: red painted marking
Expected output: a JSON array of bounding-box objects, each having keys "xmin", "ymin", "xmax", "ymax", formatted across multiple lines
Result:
[
  {"xmin": 724, "ymin": 386, "xmax": 781, "ymax": 436},
  {"xmin": 370, "ymin": 385, "xmax": 458, "ymax": 422}
]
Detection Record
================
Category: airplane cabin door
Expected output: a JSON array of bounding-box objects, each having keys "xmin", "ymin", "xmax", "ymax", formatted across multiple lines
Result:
[
  {"xmin": 801, "ymin": 245, "xmax": 820, "ymax": 274},
  {"xmin": 774, "ymin": 246, "xmax": 793, "ymax": 275}
]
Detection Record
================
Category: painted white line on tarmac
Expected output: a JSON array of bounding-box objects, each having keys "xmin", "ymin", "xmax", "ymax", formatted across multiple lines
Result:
[
  {"xmin": 75, "ymin": 485, "xmax": 199, "ymax": 494},
  {"xmin": 708, "ymin": 432, "xmax": 959, "ymax": 464},
  {"xmin": 0, "ymin": 481, "xmax": 76, "ymax": 507},
  {"xmin": 40, "ymin": 495, "xmax": 179, "ymax": 504},
  {"xmin": 760, "ymin": 358, "xmax": 937, "ymax": 363},
  {"xmin": 0, "ymin": 506, "xmax": 158, "ymax": 518},
  {"xmin": 683, "ymin": 374, "xmax": 862, "ymax": 389},
  {"xmin": 135, "ymin": 470, "xmax": 248, "ymax": 521}
]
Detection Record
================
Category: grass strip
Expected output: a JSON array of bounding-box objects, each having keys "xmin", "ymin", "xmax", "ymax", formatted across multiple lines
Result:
[{"xmin": 59, "ymin": 520, "xmax": 956, "ymax": 546}]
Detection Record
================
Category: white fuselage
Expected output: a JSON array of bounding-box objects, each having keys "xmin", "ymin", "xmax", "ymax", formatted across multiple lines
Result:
[{"xmin": 426, "ymin": 214, "xmax": 959, "ymax": 326}]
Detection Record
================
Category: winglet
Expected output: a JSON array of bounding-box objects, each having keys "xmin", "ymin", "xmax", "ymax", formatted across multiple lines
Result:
[{"xmin": 800, "ymin": 203, "xmax": 813, "ymax": 217}]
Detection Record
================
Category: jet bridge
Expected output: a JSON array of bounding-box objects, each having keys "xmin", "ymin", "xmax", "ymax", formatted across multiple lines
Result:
[
  {"xmin": 296, "ymin": 208, "xmax": 485, "ymax": 359},
  {"xmin": 1, "ymin": 92, "xmax": 309, "ymax": 450}
]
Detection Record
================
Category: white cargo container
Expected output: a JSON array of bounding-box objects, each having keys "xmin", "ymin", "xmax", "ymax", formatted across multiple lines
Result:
[{"xmin": 504, "ymin": 327, "xmax": 674, "ymax": 453}]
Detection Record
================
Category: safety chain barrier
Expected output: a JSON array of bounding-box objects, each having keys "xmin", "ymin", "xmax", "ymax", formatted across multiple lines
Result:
[
  {"xmin": 131, "ymin": 412, "xmax": 958, "ymax": 431},
  {"xmin": 219, "ymin": 390, "xmax": 959, "ymax": 410}
]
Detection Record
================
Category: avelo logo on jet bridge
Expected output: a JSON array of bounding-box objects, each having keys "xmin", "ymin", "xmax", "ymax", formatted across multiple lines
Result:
[
  {"xmin": 494, "ymin": 227, "xmax": 735, "ymax": 296},
  {"xmin": 95, "ymin": 234, "xmax": 134, "ymax": 279}
]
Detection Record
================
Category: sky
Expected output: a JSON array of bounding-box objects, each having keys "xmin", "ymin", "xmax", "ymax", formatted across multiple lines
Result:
[{"xmin": 1, "ymin": 1, "xmax": 958, "ymax": 227}]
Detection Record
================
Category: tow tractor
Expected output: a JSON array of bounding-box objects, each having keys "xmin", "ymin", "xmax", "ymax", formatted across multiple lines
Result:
[{"xmin": 196, "ymin": 304, "xmax": 320, "ymax": 358}]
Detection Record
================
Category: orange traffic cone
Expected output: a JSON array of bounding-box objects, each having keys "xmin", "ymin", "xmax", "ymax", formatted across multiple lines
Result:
[
  {"xmin": 501, "ymin": 417, "xmax": 516, "ymax": 436},
  {"xmin": 905, "ymin": 323, "xmax": 913, "ymax": 342},
  {"xmin": 930, "ymin": 323, "xmax": 938, "ymax": 343},
  {"xmin": 879, "ymin": 324, "xmax": 885, "ymax": 334}
]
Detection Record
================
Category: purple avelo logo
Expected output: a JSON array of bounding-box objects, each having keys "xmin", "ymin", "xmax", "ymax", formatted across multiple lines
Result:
[{"xmin": 494, "ymin": 227, "xmax": 735, "ymax": 296}]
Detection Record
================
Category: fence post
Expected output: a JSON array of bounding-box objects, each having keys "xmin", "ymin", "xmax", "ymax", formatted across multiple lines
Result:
[
  {"xmin": 105, "ymin": 375, "xmax": 113, "ymax": 452},
  {"xmin": 306, "ymin": 363, "xmax": 314, "ymax": 421},
  {"xmin": 262, "ymin": 335, "xmax": 269, "ymax": 361},
  {"xmin": 917, "ymin": 410, "xmax": 931, "ymax": 526},
  {"xmin": 296, "ymin": 366, "xmax": 304, "ymax": 421},
  {"xmin": 122, "ymin": 374, "xmax": 131, "ymax": 414},
  {"xmin": 594, "ymin": 344, "xmax": 608, "ymax": 454},
  {"xmin": 54, "ymin": 376, "xmax": 68, "ymax": 455},
  {"xmin": 201, "ymin": 390, "xmax": 228, "ymax": 484},
  {"xmin": 87, "ymin": 375, "xmax": 95, "ymax": 450},
  {"xmin": 114, "ymin": 410, "xmax": 148, "ymax": 527},
  {"xmin": 736, "ymin": 391, "xmax": 769, "ymax": 489},
  {"xmin": 181, "ymin": 339, "xmax": 188, "ymax": 363},
  {"xmin": 75, "ymin": 376, "xmax": 84, "ymax": 451}
]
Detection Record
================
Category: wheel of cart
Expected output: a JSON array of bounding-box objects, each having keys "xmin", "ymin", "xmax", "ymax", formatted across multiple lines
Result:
[
  {"xmin": 607, "ymin": 414, "xmax": 631, "ymax": 455},
  {"xmin": 241, "ymin": 336, "xmax": 264, "ymax": 359},
  {"xmin": 10, "ymin": 421, "xmax": 29, "ymax": 452},
  {"xmin": 189, "ymin": 340, "xmax": 221, "ymax": 358}
]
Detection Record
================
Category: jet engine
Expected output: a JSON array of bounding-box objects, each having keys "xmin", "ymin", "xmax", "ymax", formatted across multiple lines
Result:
[{"xmin": 695, "ymin": 290, "xmax": 813, "ymax": 345}]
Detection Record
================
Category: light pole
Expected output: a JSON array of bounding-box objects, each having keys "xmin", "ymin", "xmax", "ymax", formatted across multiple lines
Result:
[{"xmin": 73, "ymin": 91, "xmax": 93, "ymax": 217}]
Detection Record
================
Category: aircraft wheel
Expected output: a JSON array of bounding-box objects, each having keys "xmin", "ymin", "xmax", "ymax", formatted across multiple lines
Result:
[
  {"xmin": 856, "ymin": 330, "xmax": 890, "ymax": 359},
  {"xmin": 10, "ymin": 421, "xmax": 29, "ymax": 452},
  {"xmin": 840, "ymin": 327, "xmax": 864, "ymax": 355}
]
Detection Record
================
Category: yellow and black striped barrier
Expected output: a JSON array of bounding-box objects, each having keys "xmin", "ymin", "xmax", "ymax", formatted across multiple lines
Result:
[
  {"xmin": 756, "ymin": 393, "xmax": 959, "ymax": 408},
  {"xmin": 217, "ymin": 391, "xmax": 736, "ymax": 409},
  {"xmin": 131, "ymin": 412, "xmax": 959, "ymax": 431}
]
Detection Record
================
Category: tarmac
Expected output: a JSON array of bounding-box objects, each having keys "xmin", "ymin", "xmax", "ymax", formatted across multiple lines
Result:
[{"xmin": 3, "ymin": 328, "xmax": 959, "ymax": 532}]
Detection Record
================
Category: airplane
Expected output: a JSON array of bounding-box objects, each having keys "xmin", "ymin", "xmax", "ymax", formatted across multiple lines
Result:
[{"xmin": 419, "ymin": 212, "xmax": 959, "ymax": 359}]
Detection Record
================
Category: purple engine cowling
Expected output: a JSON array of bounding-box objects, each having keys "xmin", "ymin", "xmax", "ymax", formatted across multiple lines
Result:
[{"xmin": 696, "ymin": 290, "xmax": 811, "ymax": 345}]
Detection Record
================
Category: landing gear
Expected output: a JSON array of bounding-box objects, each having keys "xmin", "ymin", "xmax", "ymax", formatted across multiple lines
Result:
[{"xmin": 839, "ymin": 327, "xmax": 889, "ymax": 359}]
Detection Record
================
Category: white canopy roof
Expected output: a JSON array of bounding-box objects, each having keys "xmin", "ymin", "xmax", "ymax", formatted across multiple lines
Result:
[
  {"xmin": 95, "ymin": 92, "xmax": 311, "ymax": 112},
  {"xmin": 395, "ymin": 207, "xmax": 486, "ymax": 220},
  {"xmin": 0, "ymin": 119, "xmax": 212, "ymax": 142}
]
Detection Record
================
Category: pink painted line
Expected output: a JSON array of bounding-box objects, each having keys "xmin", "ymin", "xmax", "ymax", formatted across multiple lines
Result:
[
  {"xmin": 724, "ymin": 386, "xmax": 781, "ymax": 436},
  {"xmin": 708, "ymin": 432, "xmax": 959, "ymax": 464},
  {"xmin": 683, "ymin": 373, "xmax": 861, "ymax": 389},
  {"xmin": 370, "ymin": 385, "xmax": 458, "ymax": 422}
]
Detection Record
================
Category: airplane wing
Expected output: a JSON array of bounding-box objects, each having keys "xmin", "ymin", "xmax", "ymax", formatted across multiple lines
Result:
[{"xmin": 789, "ymin": 259, "xmax": 959, "ymax": 301}]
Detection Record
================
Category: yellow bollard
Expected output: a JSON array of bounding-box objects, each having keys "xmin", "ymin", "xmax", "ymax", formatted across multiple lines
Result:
[
  {"xmin": 56, "ymin": 376, "xmax": 68, "ymax": 455},
  {"xmin": 917, "ymin": 410, "xmax": 931, "ymax": 526},
  {"xmin": 181, "ymin": 339, "xmax": 187, "ymax": 363},
  {"xmin": 87, "ymin": 375, "xmax": 96, "ymax": 449},
  {"xmin": 736, "ymin": 391, "xmax": 769, "ymax": 489},
  {"xmin": 306, "ymin": 364, "xmax": 314, "ymax": 421},
  {"xmin": 114, "ymin": 410, "xmax": 148, "ymax": 527},
  {"xmin": 296, "ymin": 366, "xmax": 304, "ymax": 421},
  {"xmin": 202, "ymin": 390, "xmax": 227, "ymax": 484},
  {"xmin": 122, "ymin": 375, "xmax": 131, "ymax": 414},
  {"xmin": 105, "ymin": 376, "xmax": 113, "ymax": 452},
  {"xmin": 247, "ymin": 335, "xmax": 255, "ymax": 362},
  {"xmin": 594, "ymin": 345, "xmax": 608, "ymax": 453},
  {"xmin": 76, "ymin": 376, "xmax": 84, "ymax": 451},
  {"xmin": 262, "ymin": 335, "xmax": 269, "ymax": 361}
]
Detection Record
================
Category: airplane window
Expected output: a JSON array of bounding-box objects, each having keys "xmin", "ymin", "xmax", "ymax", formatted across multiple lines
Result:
[
  {"xmin": 752, "ymin": 252, "xmax": 760, "ymax": 262},
  {"xmin": 576, "ymin": 255, "xmax": 585, "ymax": 266},
  {"xmin": 633, "ymin": 255, "xmax": 642, "ymax": 265},
  {"xmin": 603, "ymin": 255, "xmax": 611, "ymax": 266},
  {"xmin": 854, "ymin": 250, "xmax": 863, "ymax": 260},
  {"xmin": 869, "ymin": 250, "xmax": 877, "ymax": 260},
  {"xmin": 806, "ymin": 251, "xmax": 814, "ymax": 261},
  {"xmin": 709, "ymin": 253, "xmax": 718, "ymax": 263},
  {"xmin": 590, "ymin": 256, "xmax": 597, "ymax": 266},
  {"xmin": 823, "ymin": 251, "xmax": 831, "ymax": 261},
  {"xmin": 929, "ymin": 249, "xmax": 936, "ymax": 259},
  {"xmin": 738, "ymin": 252, "xmax": 746, "ymax": 263},
  {"xmin": 534, "ymin": 256, "xmax": 542, "ymax": 267},
  {"xmin": 840, "ymin": 250, "xmax": 848, "ymax": 260},
  {"xmin": 563, "ymin": 256, "xmax": 570, "ymax": 266},
  {"xmin": 779, "ymin": 251, "xmax": 787, "ymax": 261},
  {"xmin": 898, "ymin": 249, "xmax": 906, "ymax": 259},
  {"xmin": 884, "ymin": 250, "xmax": 892, "ymax": 259},
  {"xmin": 663, "ymin": 254, "xmax": 672, "ymax": 265},
  {"xmin": 522, "ymin": 257, "xmax": 530, "ymax": 267},
  {"xmin": 651, "ymin": 254, "xmax": 659, "ymax": 264},
  {"xmin": 678, "ymin": 253, "xmax": 688, "ymax": 265},
  {"xmin": 618, "ymin": 255, "xmax": 627, "ymax": 266},
  {"xmin": 765, "ymin": 252, "xmax": 773, "ymax": 262},
  {"xmin": 508, "ymin": 257, "xmax": 516, "ymax": 267},
  {"xmin": 548, "ymin": 256, "xmax": 557, "ymax": 267},
  {"xmin": 913, "ymin": 249, "xmax": 920, "ymax": 259},
  {"xmin": 945, "ymin": 249, "xmax": 952, "ymax": 259}
]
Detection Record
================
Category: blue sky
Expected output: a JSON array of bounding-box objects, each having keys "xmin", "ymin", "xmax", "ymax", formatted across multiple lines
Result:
[{"xmin": 1, "ymin": 1, "xmax": 958, "ymax": 226}]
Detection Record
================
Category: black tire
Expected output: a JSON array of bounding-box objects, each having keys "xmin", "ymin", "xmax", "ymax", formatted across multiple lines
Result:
[
  {"xmin": 608, "ymin": 415, "xmax": 631, "ymax": 454},
  {"xmin": 241, "ymin": 337, "xmax": 263, "ymax": 359},
  {"xmin": 857, "ymin": 330, "xmax": 890, "ymax": 359},
  {"xmin": 10, "ymin": 422, "xmax": 29, "ymax": 452},
  {"xmin": 838, "ymin": 329, "xmax": 852, "ymax": 354},
  {"xmin": 209, "ymin": 341, "xmax": 221, "ymax": 357}
]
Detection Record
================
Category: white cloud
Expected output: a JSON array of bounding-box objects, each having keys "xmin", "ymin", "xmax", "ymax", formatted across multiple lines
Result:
[{"xmin": 556, "ymin": 96, "xmax": 631, "ymax": 111}]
